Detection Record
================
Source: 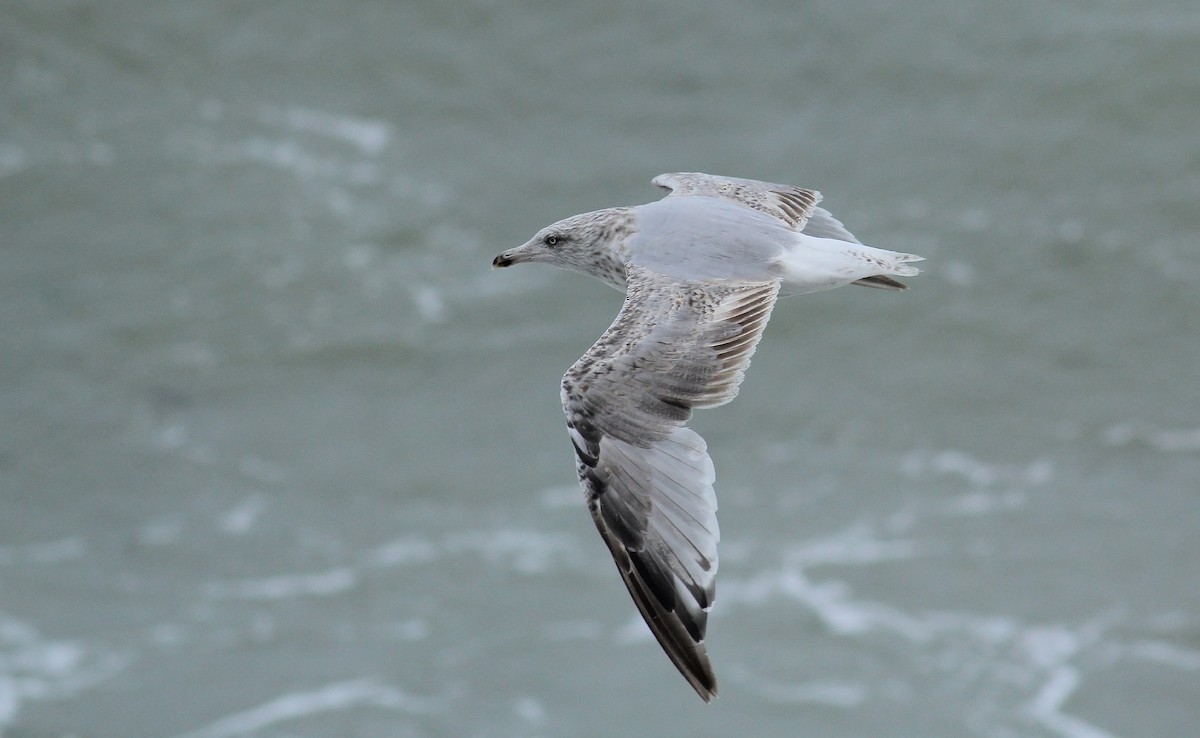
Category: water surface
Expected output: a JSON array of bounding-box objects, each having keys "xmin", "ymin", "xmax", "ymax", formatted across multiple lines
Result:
[{"xmin": 2, "ymin": 2, "xmax": 1198, "ymax": 736}]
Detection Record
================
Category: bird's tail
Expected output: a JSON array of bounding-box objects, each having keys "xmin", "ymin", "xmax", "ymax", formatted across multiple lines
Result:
[{"xmin": 778, "ymin": 234, "xmax": 923, "ymax": 293}]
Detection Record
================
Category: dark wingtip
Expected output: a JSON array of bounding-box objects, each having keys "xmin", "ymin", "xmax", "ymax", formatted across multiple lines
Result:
[
  {"xmin": 694, "ymin": 674, "xmax": 719, "ymax": 703},
  {"xmin": 853, "ymin": 274, "xmax": 908, "ymax": 290}
]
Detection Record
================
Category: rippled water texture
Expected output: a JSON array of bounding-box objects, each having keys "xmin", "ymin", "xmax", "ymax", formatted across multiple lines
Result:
[{"xmin": 3, "ymin": 2, "xmax": 1198, "ymax": 736}]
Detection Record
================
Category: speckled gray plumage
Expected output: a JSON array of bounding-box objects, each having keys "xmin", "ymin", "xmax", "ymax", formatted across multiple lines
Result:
[{"xmin": 492, "ymin": 172, "xmax": 923, "ymax": 702}]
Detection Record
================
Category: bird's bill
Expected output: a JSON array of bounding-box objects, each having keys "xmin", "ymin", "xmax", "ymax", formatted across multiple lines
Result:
[{"xmin": 492, "ymin": 244, "xmax": 534, "ymax": 268}]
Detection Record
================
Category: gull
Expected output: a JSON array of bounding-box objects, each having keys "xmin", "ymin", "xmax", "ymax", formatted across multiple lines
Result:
[{"xmin": 492, "ymin": 172, "xmax": 922, "ymax": 701}]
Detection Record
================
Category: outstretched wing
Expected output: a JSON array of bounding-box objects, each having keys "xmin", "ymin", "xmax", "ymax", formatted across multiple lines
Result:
[
  {"xmin": 653, "ymin": 171, "xmax": 821, "ymax": 232},
  {"xmin": 561, "ymin": 265, "xmax": 780, "ymax": 701},
  {"xmin": 654, "ymin": 172, "xmax": 909, "ymax": 290}
]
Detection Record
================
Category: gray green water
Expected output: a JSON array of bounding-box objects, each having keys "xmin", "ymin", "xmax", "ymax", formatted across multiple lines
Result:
[{"xmin": 3, "ymin": 2, "xmax": 1199, "ymax": 736}]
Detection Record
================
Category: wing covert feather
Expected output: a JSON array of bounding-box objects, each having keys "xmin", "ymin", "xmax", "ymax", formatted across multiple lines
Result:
[{"xmin": 653, "ymin": 172, "xmax": 821, "ymax": 231}]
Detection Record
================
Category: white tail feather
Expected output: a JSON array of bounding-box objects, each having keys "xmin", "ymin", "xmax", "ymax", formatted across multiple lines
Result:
[{"xmin": 777, "ymin": 233, "xmax": 923, "ymax": 294}]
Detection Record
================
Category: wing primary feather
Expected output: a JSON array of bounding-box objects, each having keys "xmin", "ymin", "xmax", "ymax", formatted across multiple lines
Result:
[{"xmin": 589, "ymin": 494, "xmax": 719, "ymax": 702}]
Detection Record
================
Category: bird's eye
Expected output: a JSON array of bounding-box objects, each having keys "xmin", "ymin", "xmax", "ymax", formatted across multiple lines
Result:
[{"xmin": 544, "ymin": 235, "xmax": 558, "ymax": 247}]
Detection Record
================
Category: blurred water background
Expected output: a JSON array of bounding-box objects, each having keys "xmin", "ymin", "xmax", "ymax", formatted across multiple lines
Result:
[{"xmin": 3, "ymin": 2, "xmax": 1199, "ymax": 736}]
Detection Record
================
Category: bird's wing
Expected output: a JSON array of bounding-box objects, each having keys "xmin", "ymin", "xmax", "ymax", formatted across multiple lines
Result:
[
  {"xmin": 652, "ymin": 171, "xmax": 822, "ymax": 232},
  {"xmin": 561, "ymin": 264, "xmax": 780, "ymax": 701},
  {"xmin": 801, "ymin": 206, "xmax": 860, "ymax": 243}
]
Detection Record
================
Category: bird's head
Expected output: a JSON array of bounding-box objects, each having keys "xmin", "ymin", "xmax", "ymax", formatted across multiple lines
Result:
[{"xmin": 492, "ymin": 207, "xmax": 635, "ymax": 287}]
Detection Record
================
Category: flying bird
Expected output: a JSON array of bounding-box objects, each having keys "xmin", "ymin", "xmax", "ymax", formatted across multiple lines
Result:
[{"xmin": 492, "ymin": 172, "xmax": 922, "ymax": 701}]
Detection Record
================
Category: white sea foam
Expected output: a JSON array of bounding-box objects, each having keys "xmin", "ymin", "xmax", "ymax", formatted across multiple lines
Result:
[
  {"xmin": 85, "ymin": 141, "xmax": 114, "ymax": 166},
  {"xmin": 173, "ymin": 678, "xmax": 433, "ymax": 738},
  {"xmin": 0, "ymin": 538, "xmax": 86, "ymax": 567},
  {"xmin": 365, "ymin": 537, "xmax": 439, "ymax": 568},
  {"xmin": 443, "ymin": 529, "xmax": 580, "ymax": 575},
  {"xmin": 539, "ymin": 484, "xmax": 584, "ymax": 509},
  {"xmin": 753, "ymin": 678, "xmax": 868, "ymax": 707},
  {"xmin": 412, "ymin": 284, "xmax": 447, "ymax": 323},
  {"xmin": 959, "ymin": 208, "xmax": 992, "ymax": 232},
  {"xmin": 788, "ymin": 523, "xmax": 921, "ymax": 567},
  {"xmin": 139, "ymin": 519, "xmax": 184, "ymax": 546},
  {"xmin": 240, "ymin": 137, "xmax": 335, "ymax": 179},
  {"xmin": 901, "ymin": 448, "xmax": 1054, "ymax": 490},
  {"xmin": 0, "ymin": 678, "xmax": 14, "ymax": 736},
  {"xmin": 0, "ymin": 144, "xmax": 28, "ymax": 178},
  {"xmin": 386, "ymin": 619, "xmax": 430, "ymax": 642},
  {"xmin": 512, "ymin": 695, "xmax": 547, "ymax": 726},
  {"xmin": 258, "ymin": 106, "xmax": 392, "ymax": 156},
  {"xmin": 716, "ymin": 524, "xmax": 930, "ymax": 639},
  {"xmin": 1127, "ymin": 639, "xmax": 1200, "ymax": 671},
  {"xmin": 704, "ymin": 562, "xmax": 932, "ymax": 642},
  {"xmin": 201, "ymin": 527, "xmax": 578, "ymax": 606},
  {"xmin": 202, "ymin": 567, "xmax": 358, "ymax": 601},
  {"xmin": 941, "ymin": 260, "xmax": 977, "ymax": 286},
  {"xmin": 236, "ymin": 456, "xmax": 287, "ymax": 485},
  {"xmin": 1019, "ymin": 624, "xmax": 1091, "ymax": 670},
  {"xmin": 153, "ymin": 421, "xmax": 190, "ymax": 450},
  {"xmin": 941, "ymin": 489, "xmax": 1027, "ymax": 516},
  {"xmin": 188, "ymin": 134, "xmax": 382, "ymax": 190},
  {"xmin": 1102, "ymin": 422, "xmax": 1200, "ymax": 452},
  {"xmin": 148, "ymin": 623, "xmax": 189, "ymax": 649},
  {"xmin": 613, "ymin": 615, "xmax": 655, "ymax": 645},
  {"xmin": 219, "ymin": 494, "xmax": 269, "ymax": 535},
  {"xmin": 1026, "ymin": 666, "xmax": 1118, "ymax": 738},
  {"xmin": 717, "ymin": 535, "xmax": 1132, "ymax": 737},
  {"xmin": 0, "ymin": 614, "xmax": 128, "ymax": 733}
]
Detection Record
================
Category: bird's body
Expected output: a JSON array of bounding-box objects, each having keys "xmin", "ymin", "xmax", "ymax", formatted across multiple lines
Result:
[{"xmin": 492, "ymin": 172, "xmax": 922, "ymax": 702}]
